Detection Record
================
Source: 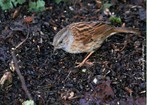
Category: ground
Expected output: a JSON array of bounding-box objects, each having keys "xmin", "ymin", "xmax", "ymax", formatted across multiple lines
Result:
[{"xmin": 0, "ymin": 0, "xmax": 146, "ymax": 105}]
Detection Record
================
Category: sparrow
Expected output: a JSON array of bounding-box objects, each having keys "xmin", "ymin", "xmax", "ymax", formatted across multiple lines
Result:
[{"xmin": 52, "ymin": 21, "xmax": 140, "ymax": 67}]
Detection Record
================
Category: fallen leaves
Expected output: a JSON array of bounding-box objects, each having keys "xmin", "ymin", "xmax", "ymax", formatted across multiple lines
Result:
[
  {"xmin": 24, "ymin": 16, "xmax": 34, "ymax": 23},
  {"xmin": 79, "ymin": 78, "xmax": 114, "ymax": 104},
  {"xmin": 0, "ymin": 71, "xmax": 12, "ymax": 87},
  {"xmin": 124, "ymin": 87, "xmax": 133, "ymax": 96},
  {"xmin": 61, "ymin": 90, "xmax": 75, "ymax": 100}
]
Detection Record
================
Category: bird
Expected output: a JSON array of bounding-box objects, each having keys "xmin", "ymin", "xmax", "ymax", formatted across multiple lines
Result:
[{"xmin": 52, "ymin": 21, "xmax": 140, "ymax": 67}]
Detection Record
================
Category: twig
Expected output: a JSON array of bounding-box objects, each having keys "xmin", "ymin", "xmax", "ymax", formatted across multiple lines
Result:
[
  {"xmin": 119, "ymin": 40, "xmax": 128, "ymax": 51},
  {"xmin": 14, "ymin": 26, "xmax": 29, "ymax": 50},
  {"xmin": 11, "ymin": 25, "xmax": 32, "ymax": 100},
  {"xmin": 11, "ymin": 50, "xmax": 32, "ymax": 100},
  {"xmin": 64, "ymin": 71, "xmax": 72, "ymax": 82}
]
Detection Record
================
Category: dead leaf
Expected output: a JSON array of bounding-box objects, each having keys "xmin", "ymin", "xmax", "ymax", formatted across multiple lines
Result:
[
  {"xmin": 0, "ymin": 71, "xmax": 12, "ymax": 87},
  {"xmin": 24, "ymin": 16, "xmax": 34, "ymax": 23},
  {"xmin": 125, "ymin": 87, "xmax": 133, "ymax": 95}
]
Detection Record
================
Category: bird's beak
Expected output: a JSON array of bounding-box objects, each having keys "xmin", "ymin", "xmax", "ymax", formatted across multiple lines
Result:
[
  {"xmin": 53, "ymin": 47, "xmax": 57, "ymax": 53},
  {"xmin": 53, "ymin": 44, "xmax": 63, "ymax": 53},
  {"xmin": 50, "ymin": 42, "xmax": 57, "ymax": 53}
]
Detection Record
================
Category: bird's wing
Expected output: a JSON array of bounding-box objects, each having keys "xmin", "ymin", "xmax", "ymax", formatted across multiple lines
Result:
[{"xmin": 69, "ymin": 22, "xmax": 113, "ymax": 45}]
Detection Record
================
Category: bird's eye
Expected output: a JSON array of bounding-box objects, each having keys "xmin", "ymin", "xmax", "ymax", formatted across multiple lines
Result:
[{"xmin": 59, "ymin": 40, "xmax": 63, "ymax": 44}]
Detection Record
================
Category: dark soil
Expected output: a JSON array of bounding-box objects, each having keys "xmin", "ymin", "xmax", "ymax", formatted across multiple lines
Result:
[{"xmin": 0, "ymin": 0, "xmax": 146, "ymax": 105}]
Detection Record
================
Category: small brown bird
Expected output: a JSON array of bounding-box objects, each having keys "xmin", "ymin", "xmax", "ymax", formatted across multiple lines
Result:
[{"xmin": 52, "ymin": 21, "xmax": 140, "ymax": 67}]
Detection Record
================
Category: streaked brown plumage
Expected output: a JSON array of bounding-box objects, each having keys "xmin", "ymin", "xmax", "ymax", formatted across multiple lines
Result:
[{"xmin": 52, "ymin": 21, "xmax": 140, "ymax": 67}]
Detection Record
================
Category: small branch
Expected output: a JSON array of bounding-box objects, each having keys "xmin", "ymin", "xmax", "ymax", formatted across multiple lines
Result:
[
  {"xmin": 14, "ymin": 27, "xmax": 29, "ymax": 50},
  {"xmin": 11, "ymin": 50, "xmax": 32, "ymax": 100},
  {"xmin": 119, "ymin": 40, "xmax": 128, "ymax": 51},
  {"xmin": 11, "ymin": 25, "xmax": 32, "ymax": 100}
]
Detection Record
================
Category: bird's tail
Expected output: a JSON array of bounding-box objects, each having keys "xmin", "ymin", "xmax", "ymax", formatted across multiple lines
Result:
[{"xmin": 113, "ymin": 27, "xmax": 140, "ymax": 35}]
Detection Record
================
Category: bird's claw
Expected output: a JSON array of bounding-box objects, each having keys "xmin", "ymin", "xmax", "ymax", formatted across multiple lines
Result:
[
  {"xmin": 75, "ymin": 62, "xmax": 85, "ymax": 68},
  {"xmin": 75, "ymin": 60, "xmax": 94, "ymax": 68}
]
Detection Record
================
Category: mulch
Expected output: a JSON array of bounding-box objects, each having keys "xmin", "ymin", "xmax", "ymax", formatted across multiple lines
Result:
[{"xmin": 0, "ymin": 0, "xmax": 146, "ymax": 105}]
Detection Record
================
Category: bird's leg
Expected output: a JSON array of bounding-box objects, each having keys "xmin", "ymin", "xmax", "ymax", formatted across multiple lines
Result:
[{"xmin": 75, "ymin": 51, "xmax": 94, "ymax": 68}]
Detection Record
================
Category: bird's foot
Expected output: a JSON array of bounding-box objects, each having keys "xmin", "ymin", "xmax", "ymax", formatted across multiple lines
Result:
[{"xmin": 75, "ymin": 60, "xmax": 94, "ymax": 68}]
